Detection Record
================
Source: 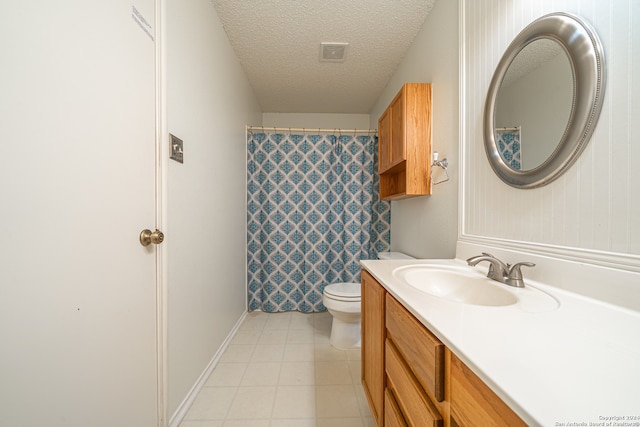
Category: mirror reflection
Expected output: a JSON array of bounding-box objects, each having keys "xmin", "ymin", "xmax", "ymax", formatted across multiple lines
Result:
[
  {"xmin": 494, "ymin": 39, "xmax": 574, "ymax": 171},
  {"xmin": 483, "ymin": 12, "xmax": 606, "ymax": 189}
]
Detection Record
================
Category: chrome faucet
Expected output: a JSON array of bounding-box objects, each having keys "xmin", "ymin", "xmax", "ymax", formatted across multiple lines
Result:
[{"xmin": 466, "ymin": 252, "xmax": 535, "ymax": 288}]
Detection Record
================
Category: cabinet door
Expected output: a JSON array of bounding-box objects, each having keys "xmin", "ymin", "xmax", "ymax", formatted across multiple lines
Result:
[
  {"xmin": 362, "ymin": 270, "xmax": 386, "ymax": 425},
  {"xmin": 378, "ymin": 108, "xmax": 392, "ymax": 173},
  {"xmin": 390, "ymin": 91, "xmax": 406, "ymax": 167}
]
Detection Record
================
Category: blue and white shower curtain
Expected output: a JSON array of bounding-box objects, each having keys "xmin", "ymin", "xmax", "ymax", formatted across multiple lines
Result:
[
  {"xmin": 247, "ymin": 131, "xmax": 391, "ymax": 312},
  {"xmin": 496, "ymin": 128, "xmax": 522, "ymax": 170}
]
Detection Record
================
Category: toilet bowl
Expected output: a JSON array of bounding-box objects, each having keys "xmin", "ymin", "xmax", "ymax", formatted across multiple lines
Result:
[
  {"xmin": 322, "ymin": 252, "xmax": 414, "ymax": 349},
  {"xmin": 323, "ymin": 282, "xmax": 362, "ymax": 349}
]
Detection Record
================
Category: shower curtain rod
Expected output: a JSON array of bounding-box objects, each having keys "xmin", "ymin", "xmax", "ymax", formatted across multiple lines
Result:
[
  {"xmin": 495, "ymin": 126, "xmax": 521, "ymax": 131},
  {"xmin": 247, "ymin": 125, "xmax": 378, "ymax": 134}
]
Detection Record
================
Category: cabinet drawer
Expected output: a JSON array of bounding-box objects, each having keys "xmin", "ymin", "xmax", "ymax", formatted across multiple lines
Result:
[
  {"xmin": 384, "ymin": 388, "xmax": 408, "ymax": 427},
  {"xmin": 386, "ymin": 294, "xmax": 445, "ymax": 402},
  {"xmin": 386, "ymin": 340, "xmax": 443, "ymax": 427},
  {"xmin": 450, "ymin": 353, "xmax": 526, "ymax": 427}
]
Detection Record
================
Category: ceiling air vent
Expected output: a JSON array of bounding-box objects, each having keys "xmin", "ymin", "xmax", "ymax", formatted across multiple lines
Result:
[{"xmin": 320, "ymin": 42, "xmax": 348, "ymax": 62}]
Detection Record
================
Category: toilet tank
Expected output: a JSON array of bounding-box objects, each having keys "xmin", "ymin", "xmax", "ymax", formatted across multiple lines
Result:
[{"xmin": 377, "ymin": 251, "xmax": 415, "ymax": 260}]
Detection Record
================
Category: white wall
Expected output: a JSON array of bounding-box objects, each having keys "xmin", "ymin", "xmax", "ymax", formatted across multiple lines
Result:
[
  {"xmin": 496, "ymin": 53, "xmax": 573, "ymax": 169},
  {"xmin": 369, "ymin": 0, "xmax": 459, "ymax": 259},
  {"xmin": 461, "ymin": 1, "xmax": 640, "ymax": 264},
  {"xmin": 165, "ymin": 0, "xmax": 261, "ymax": 419},
  {"xmin": 262, "ymin": 113, "xmax": 371, "ymax": 130}
]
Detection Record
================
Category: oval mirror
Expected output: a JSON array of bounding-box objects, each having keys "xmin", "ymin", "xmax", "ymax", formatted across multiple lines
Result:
[{"xmin": 483, "ymin": 13, "xmax": 606, "ymax": 188}]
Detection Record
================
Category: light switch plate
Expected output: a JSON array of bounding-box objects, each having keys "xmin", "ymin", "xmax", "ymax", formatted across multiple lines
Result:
[{"xmin": 170, "ymin": 134, "xmax": 183, "ymax": 163}]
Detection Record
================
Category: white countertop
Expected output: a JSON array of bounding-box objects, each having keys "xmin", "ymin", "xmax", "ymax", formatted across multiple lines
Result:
[{"xmin": 361, "ymin": 258, "xmax": 640, "ymax": 427}]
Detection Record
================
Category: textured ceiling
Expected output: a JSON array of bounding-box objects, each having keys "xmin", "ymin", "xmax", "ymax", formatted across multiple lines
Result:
[{"xmin": 212, "ymin": 0, "xmax": 436, "ymax": 114}]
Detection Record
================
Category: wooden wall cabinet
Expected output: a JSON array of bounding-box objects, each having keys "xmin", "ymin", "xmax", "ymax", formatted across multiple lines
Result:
[
  {"xmin": 361, "ymin": 272, "xmax": 526, "ymax": 427},
  {"xmin": 377, "ymin": 83, "xmax": 432, "ymax": 200}
]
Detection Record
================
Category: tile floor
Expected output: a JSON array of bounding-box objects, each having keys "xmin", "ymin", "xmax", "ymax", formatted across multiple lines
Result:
[{"xmin": 179, "ymin": 311, "xmax": 375, "ymax": 427}]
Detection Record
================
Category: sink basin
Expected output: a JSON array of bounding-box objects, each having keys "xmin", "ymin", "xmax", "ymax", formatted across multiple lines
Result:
[{"xmin": 392, "ymin": 264, "xmax": 518, "ymax": 306}]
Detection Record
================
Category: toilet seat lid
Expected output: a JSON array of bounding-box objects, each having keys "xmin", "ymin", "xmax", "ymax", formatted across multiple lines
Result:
[{"xmin": 324, "ymin": 282, "xmax": 361, "ymax": 300}]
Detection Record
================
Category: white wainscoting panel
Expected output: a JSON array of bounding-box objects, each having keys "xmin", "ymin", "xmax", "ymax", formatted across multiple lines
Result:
[{"xmin": 461, "ymin": 0, "xmax": 639, "ymax": 266}]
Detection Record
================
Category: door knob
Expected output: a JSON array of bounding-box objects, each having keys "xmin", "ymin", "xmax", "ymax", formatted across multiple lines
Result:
[{"xmin": 140, "ymin": 229, "xmax": 165, "ymax": 246}]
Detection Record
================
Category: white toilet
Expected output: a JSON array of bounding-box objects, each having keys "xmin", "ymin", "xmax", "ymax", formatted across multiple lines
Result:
[{"xmin": 322, "ymin": 252, "xmax": 415, "ymax": 349}]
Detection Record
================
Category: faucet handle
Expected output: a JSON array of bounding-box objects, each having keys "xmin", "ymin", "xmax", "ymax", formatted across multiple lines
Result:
[
  {"xmin": 506, "ymin": 262, "xmax": 535, "ymax": 287},
  {"xmin": 509, "ymin": 262, "xmax": 535, "ymax": 275}
]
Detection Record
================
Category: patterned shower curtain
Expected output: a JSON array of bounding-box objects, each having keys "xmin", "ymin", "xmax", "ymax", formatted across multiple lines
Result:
[
  {"xmin": 496, "ymin": 128, "xmax": 522, "ymax": 170},
  {"xmin": 246, "ymin": 131, "xmax": 391, "ymax": 312}
]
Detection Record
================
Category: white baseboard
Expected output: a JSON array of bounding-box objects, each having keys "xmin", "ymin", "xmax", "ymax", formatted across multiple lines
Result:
[{"xmin": 168, "ymin": 310, "xmax": 249, "ymax": 427}]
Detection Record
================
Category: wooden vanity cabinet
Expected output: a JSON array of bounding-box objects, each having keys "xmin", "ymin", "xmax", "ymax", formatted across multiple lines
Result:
[
  {"xmin": 362, "ymin": 271, "xmax": 527, "ymax": 427},
  {"xmin": 377, "ymin": 82, "xmax": 432, "ymax": 200}
]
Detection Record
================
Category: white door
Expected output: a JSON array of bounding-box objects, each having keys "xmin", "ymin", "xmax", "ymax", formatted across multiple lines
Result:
[{"xmin": 0, "ymin": 2, "xmax": 159, "ymax": 426}]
